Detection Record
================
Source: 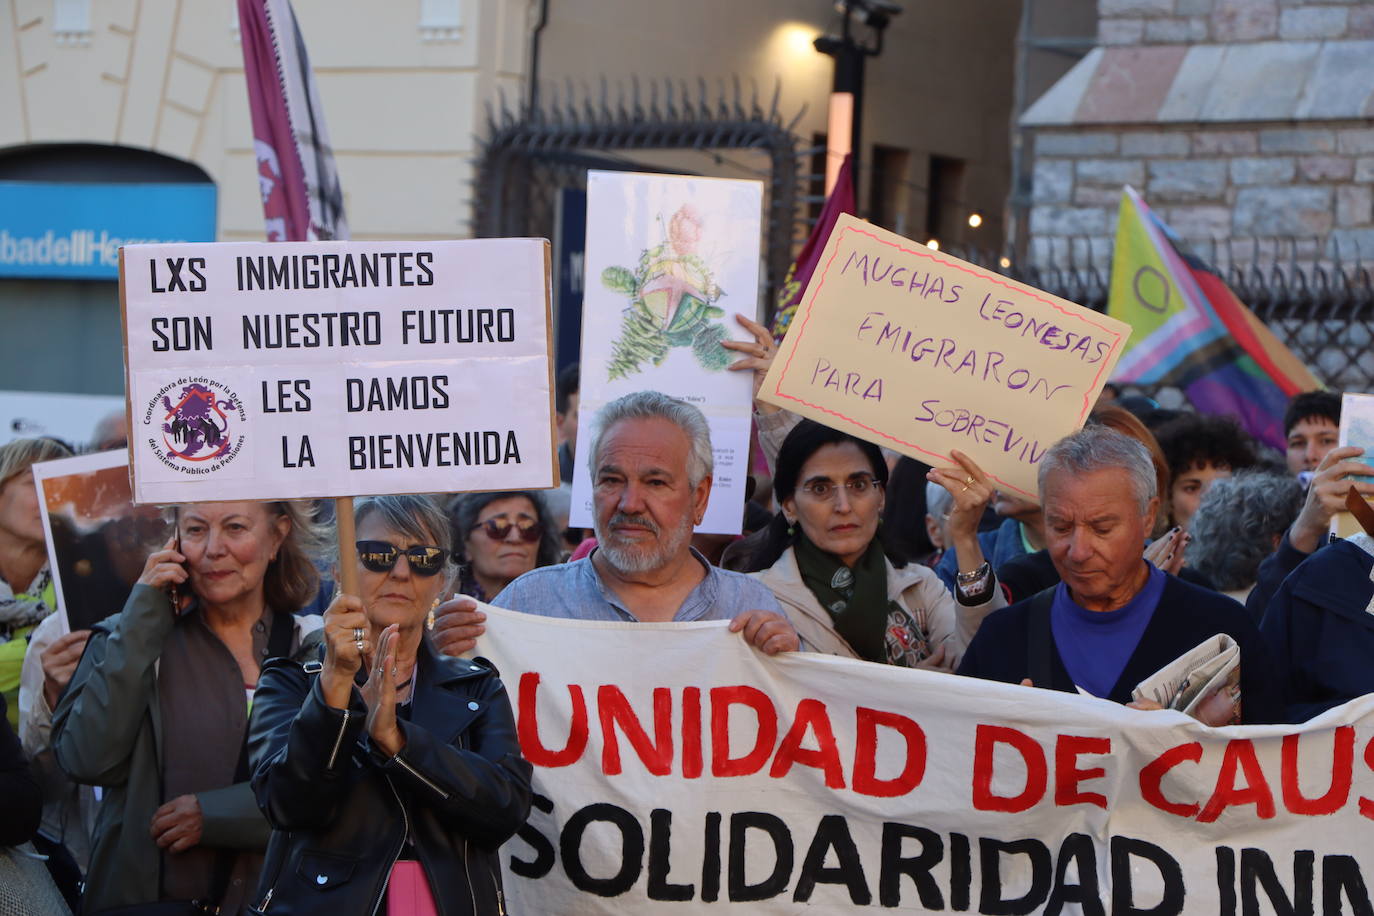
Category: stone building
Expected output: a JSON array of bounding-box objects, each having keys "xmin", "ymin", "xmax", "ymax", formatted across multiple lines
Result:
[{"xmin": 1020, "ymin": 0, "xmax": 1374, "ymax": 268}]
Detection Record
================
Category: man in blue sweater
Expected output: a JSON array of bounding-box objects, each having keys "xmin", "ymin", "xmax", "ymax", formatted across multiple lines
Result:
[{"xmin": 957, "ymin": 426, "xmax": 1282, "ymax": 724}]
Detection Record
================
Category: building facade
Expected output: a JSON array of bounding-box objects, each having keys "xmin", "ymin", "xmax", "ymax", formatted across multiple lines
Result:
[
  {"xmin": 2, "ymin": 0, "xmax": 1041, "ymax": 409},
  {"xmin": 1022, "ymin": 0, "xmax": 1374, "ymax": 267}
]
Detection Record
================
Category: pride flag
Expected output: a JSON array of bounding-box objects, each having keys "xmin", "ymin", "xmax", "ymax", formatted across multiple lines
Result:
[{"xmin": 1106, "ymin": 186, "xmax": 1320, "ymax": 451}]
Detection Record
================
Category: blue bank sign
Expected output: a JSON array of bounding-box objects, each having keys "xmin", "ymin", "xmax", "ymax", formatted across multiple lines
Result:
[{"xmin": 0, "ymin": 181, "xmax": 216, "ymax": 280}]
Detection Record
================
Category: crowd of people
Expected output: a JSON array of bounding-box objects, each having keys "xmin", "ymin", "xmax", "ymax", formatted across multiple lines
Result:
[{"xmin": 1, "ymin": 327, "xmax": 1372, "ymax": 912}]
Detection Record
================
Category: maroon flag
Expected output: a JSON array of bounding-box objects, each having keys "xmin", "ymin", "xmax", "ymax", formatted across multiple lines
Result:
[
  {"xmin": 237, "ymin": 0, "xmax": 348, "ymax": 242},
  {"xmin": 770, "ymin": 153, "xmax": 855, "ymax": 342}
]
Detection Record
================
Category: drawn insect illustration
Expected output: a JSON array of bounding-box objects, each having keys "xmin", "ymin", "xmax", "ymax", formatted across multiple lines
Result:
[{"xmin": 602, "ymin": 204, "xmax": 733, "ymax": 380}]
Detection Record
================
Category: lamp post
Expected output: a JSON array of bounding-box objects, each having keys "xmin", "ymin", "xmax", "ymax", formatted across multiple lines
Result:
[{"xmin": 813, "ymin": 0, "xmax": 901, "ymax": 196}]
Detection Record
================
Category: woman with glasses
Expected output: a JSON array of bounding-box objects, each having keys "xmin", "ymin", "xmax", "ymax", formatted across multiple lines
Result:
[
  {"xmin": 448, "ymin": 491, "xmax": 564, "ymax": 601},
  {"xmin": 741, "ymin": 420, "xmax": 1004, "ymax": 670},
  {"xmin": 247, "ymin": 494, "xmax": 531, "ymax": 915},
  {"xmin": 52, "ymin": 500, "xmax": 325, "ymax": 915}
]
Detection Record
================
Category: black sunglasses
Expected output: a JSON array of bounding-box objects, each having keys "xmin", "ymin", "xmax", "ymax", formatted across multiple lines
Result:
[
  {"xmin": 355, "ymin": 540, "xmax": 449, "ymax": 576},
  {"xmin": 472, "ymin": 518, "xmax": 543, "ymax": 543}
]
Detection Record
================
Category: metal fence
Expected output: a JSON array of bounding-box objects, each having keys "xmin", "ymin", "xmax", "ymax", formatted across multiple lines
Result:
[{"xmin": 937, "ymin": 237, "xmax": 1374, "ymax": 392}]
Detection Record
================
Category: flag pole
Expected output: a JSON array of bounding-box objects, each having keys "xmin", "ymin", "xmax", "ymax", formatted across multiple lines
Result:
[{"xmin": 335, "ymin": 497, "xmax": 358, "ymax": 595}]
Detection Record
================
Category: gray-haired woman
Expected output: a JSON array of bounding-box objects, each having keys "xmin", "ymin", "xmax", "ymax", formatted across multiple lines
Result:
[{"xmin": 247, "ymin": 495, "xmax": 531, "ymax": 915}]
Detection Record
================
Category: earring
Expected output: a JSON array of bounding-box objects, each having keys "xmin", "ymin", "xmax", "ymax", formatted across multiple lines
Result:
[
  {"xmin": 785, "ymin": 519, "xmax": 796, "ymax": 537},
  {"xmin": 427, "ymin": 598, "xmax": 438, "ymax": 631}
]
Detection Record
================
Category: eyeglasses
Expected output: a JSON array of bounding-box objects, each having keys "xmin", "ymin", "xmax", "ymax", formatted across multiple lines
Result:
[
  {"xmin": 472, "ymin": 518, "xmax": 543, "ymax": 543},
  {"xmin": 799, "ymin": 475, "xmax": 883, "ymax": 502},
  {"xmin": 355, "ymin": 540, "xmax": 449, "ymax": 576}
]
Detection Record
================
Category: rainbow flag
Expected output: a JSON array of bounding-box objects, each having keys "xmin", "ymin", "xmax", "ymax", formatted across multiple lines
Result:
[{"xmin": 1106, "ymin": 186, "xmax": 1321, "ymax": 451}]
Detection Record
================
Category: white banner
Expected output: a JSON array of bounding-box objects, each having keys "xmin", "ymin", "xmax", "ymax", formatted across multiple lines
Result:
[
  {"xmin": 569, "ymin": 171, "xmax": 762, "ymax": 535},
  {"xmin": 477, "ymin": 606, "xmax": 1374, "ymax": 914},
  {"xmin": 120, "ymin": 240, "xmax": 556, "ymax": 503}
]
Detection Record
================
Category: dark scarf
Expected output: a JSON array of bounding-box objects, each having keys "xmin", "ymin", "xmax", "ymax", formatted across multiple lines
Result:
[{"xmin": 793, "ymin": 532, "xmax": 892, "ymax": 664}]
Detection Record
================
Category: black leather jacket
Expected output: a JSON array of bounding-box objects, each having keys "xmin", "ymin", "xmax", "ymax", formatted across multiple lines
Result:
[{"xmin": 246, "ymin": 639, "xmax": 532, "ymax": 915}]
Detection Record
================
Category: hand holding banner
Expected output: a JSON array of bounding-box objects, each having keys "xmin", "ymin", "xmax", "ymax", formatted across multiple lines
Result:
[{"xmin": 760, "ymin": 214, "xmax": 1130, "ymax": 498}]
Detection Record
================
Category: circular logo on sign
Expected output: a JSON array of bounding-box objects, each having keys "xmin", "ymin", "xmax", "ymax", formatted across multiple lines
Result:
[{"xmin": 145, "ymin": 379, "xmax": 247, "ymax": 475}]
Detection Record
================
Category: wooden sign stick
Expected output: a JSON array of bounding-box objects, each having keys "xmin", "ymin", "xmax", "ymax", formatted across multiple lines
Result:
[
  {"xmin": 1346, "ymin": 485, "xmax": 1374, "ymax": 538},
  {"xmin": 335, "ymin": 496, "xmax": 359, "ymax": 595}
]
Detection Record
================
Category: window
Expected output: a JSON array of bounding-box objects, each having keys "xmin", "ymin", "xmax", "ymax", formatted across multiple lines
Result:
[
  {"xmin": 925, "ymin": 155, "xmax": 967, "ymax": 243},
  {"xmin": 869, "ymin": 145, "xmax": 911, "ymax": 235}
]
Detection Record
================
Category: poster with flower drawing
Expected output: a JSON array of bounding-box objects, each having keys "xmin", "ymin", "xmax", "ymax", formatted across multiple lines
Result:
[{"xmin": 570, "ymin": 171, "xmax": 763, "ymax": 535}]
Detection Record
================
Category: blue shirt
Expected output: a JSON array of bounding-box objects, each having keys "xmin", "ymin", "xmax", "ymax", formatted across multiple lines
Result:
[
  {"xmin": 491, "ymin": 547, "xmax": 782, "ymax": 623},
  {"xmin": 1051, "ymin": 562, "xmax": 1166, "ymax": 698}
]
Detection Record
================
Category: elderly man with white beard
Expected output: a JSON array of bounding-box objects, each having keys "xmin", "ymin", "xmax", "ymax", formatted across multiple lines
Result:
[{"xmin": 432, "ymin": 390, "xmax": 798, "ymax": 655}]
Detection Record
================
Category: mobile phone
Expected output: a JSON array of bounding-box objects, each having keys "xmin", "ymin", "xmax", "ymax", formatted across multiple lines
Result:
[{"xmin": 169, "ymin": 506, "xmax": 186, "ymax": 612}]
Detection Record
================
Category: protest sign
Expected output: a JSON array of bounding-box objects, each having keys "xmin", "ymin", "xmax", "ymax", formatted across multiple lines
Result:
[
  {"xmin": 33, "ymin": 450, "xmax": 169, "ymax": 632},
  {"xmin": 1332, "ymin": 392, "xmax": 1374, "ymax": 538},
  {"xmin": 759, "ymin": 214, "xmax": 1130, "ymax": 498},
  {"xmin": 569, "ymin": 171, "xmax": 762, "ymax": 535},
  {"xmin": 477, "ymin": 607, "xmax": 1374, "ymax": 914},
  {"xmin": 120, "ymin": 239, "xmax": 556, "ymax": 504}
]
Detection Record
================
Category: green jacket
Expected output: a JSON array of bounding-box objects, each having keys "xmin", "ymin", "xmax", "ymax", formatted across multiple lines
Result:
[{"xmin": 52, "ymin": 585, "xmax": 320, "ymax": 913}]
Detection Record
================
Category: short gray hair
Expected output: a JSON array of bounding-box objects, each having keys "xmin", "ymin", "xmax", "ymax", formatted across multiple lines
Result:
[
  {"xmin": 353, "ymin": 494, "xmax": 455, "ymax": 589},
  {"xmin": 587, "ymin": 391, "xmax": 713, "ymax": 487},
  {"xmin": 1038, "ymin": 426, "xmax": 1158, "ymax": 513},
  {"xmin": 925, "ymin": 481, "xmax": 954, "ymax": 521},
  {"xmin": 1188, "ymin": 470, "xmax": 1302, "ymax": 592}
]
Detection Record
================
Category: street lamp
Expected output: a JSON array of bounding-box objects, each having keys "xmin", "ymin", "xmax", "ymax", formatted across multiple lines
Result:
[{"xmin": 814, "ymin": 0, "xmax": 902, "ymax": 196}]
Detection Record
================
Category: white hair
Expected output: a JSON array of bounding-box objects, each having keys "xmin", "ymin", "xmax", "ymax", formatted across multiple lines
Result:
[
  {"xmin": 925, "ymin": 481, "xmax": 954, "ymax": 520},
  {"xmin": 1037, "ymin": 426, "xmax": 1158, "ymax": 513},
  {"xmin": 587, "ymin": 390, "xmax": 713, "ymax": 487}
]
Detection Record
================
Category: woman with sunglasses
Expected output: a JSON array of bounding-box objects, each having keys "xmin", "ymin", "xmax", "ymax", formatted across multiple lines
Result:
[
  {"xmin": 741, "ymin": 420, "xmax": 1004, "ymax": 670},
  {"xmin": 448, "ymin": 491, "xmax": 563, "ymax": 601},
  {"xmin": 52, "ymin": 500, "xmax": 325, "ymax": 915},
  {"xmin": 247, "ymin": 494, "xmax": 531, "ymax": 915}
]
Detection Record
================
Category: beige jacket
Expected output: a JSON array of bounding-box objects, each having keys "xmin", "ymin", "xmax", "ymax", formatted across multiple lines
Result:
[{"xmin": 751, "ymin": 546, "xmax": 1004, "ymax": 667}]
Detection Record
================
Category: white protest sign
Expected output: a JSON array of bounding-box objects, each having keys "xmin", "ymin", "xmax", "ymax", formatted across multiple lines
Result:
[
  {"xmin": 569, "ymin": 171, "xmax": 761, "ymax": 535},
  {"xmin": 478, "ymin": 607, "xmax": 1374, "ymax": 914},
  {"xmin": 120, "ymin": 240, "xmax": 556, "ymax": 503},
  {"xmin": 760, "ymin": 214, "xmax": 1130, "ymax": 498}
]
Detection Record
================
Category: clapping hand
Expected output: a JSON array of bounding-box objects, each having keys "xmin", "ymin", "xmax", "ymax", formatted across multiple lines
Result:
[{"xmin": 361, "ymin": 624, "xmax": 405, "ymax": 757}]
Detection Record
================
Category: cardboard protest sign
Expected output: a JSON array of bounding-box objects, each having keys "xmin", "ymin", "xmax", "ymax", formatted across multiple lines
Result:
[
  {"xmin": 120, "ymin": 240, "xmax": 556, "ymax": 504},
  {"xmin": 33, "ymin": 450, "xmax": 170, "ymax": 632},
  {"xmin": 760, "ymin": 214, "xmax": 1130, "ymax": 498},
  {"xmin": 569, "ymin": 171, "xmax": 761, "ymax": 535},
  {"xmin": 478, "ymin": 607, "xmax": 1374, "ymax": 913}
]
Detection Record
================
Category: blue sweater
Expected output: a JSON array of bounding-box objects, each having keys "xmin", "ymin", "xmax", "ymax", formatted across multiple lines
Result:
[{"xmin": 958, "ymin": 573, "xmax": 1284, "ymax": 724}]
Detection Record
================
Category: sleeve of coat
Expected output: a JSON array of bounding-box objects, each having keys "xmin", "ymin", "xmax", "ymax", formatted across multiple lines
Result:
[
  {"xmin": 754, "ymin": 408, "xmax": 801, "ymax": 476},
  {"xmin": 376, "ymin": 675, "xmax": 533, "ymax": 851},
  {"xmin": 17, "ymin": 610, "xmax": 63, "ymax": 757},
  {"xmin": 197, "ymin": 781, "xmax": 271, "ymax": 849},
  {"xmin": 249, "ymin": 663, "xmax": 368, "ymax": 831},
  {"xmin": 52, "ymin": 585, "xmax": 177, "ymax": 786},
  {"xmin": 1257, "ymin": 566, "xmax": 1337, "ymax": 724}
]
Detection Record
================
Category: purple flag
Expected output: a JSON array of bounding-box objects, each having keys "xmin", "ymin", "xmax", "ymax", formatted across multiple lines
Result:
[{"xmin": 237, "ymin": 0, "xmax": 347, "ymax": 242}]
